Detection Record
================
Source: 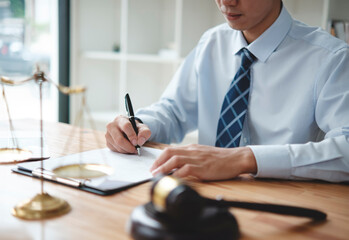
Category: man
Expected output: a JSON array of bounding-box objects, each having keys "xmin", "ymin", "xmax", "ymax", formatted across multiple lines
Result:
[{"xmin": 105, "ymin": 0, "xmax": 349, "ymax": 182}]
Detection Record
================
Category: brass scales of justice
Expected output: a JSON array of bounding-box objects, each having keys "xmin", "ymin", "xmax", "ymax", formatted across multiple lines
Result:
[{"xmin": 0, "ymin": 66, "xmax": 112, "ymax": 220}]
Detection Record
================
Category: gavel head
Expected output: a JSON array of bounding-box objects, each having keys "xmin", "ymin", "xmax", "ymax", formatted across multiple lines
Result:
[
  {"xmin": 150, "ymin": 175, "xmax": 205, "ymax": 221},
  {"xmin": 128, "ymin": 175, "xmax": 240, "ymax": 240}
]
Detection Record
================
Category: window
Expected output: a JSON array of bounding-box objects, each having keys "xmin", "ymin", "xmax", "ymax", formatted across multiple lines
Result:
[{"xmin": 0, "ymin": 0, "xmax": 58, "ymax": 121}]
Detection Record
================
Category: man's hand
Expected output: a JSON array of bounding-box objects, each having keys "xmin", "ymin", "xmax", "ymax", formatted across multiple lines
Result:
[
  {"xmin": 105, "ymin": 115, "xmax": 151, "ymax": 154},
  {"xmin": 150, "ymin": 144, "xmax": 257, "ymax": 181}
]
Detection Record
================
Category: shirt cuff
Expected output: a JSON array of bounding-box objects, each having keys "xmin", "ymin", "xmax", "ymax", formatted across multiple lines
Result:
[{"xmin": 248, "ymin": 145, "xmax": 292, "ymax": 179}]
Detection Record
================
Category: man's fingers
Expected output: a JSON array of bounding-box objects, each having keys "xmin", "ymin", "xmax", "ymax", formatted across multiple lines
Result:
[
  {"xmin": 150, "ymin": 147, "xmax": 177, "ymax": 171},
  {"xmin": 172, "ymin": 164, "xmax": 202, "ymax": 178},
  {"xmin": 118, "ymin": 117, "xmax": 138, "ymax": 146},
  {"xmin": 151, "ymin": 155, "xmax": 205, "ymax": 179},
  {"xmin": 105, "ymin": 115, "xmax": 152, "ymax": 154},
  {"xmin": 137, "ymin": 123, "xmax": 151, "ymax": 146},
  {"xmin": 106, "ymin": 117, "xmax": 138, "ymax": 153},
  {"xmin": 106, "ymin": 139, "xmax": 128, "ymax": 154},
  {"xmin": 114, "ymin": 133, "xmax": 137, "ymax": 153},
  {"xmin": 106, "ymin": 129, "xmax": 136, "ymax": 153},
  {"xmin": 151, "ymin": 155, "xmax": 188, "ymax": 176},
  {"xmin": 105, "ymin": 132, "xmax": 118, "ymax": 151},
  {"xmin": 150, "ymin": 145, "xmax": 198, "ymax": 171}
]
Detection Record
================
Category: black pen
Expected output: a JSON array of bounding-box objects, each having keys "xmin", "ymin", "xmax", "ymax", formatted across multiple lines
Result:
[{"xmin": 125, "ymin": 93, "xmax": 141, "ymax": 155}]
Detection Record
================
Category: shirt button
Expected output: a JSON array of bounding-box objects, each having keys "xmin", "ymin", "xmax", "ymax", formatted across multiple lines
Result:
[{"xmin": 244, "ymin": 138, "xmax": 248, "ymax": 143}]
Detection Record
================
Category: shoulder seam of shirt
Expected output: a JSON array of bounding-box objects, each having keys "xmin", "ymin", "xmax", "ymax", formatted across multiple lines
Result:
[{"xmin": 287, "ymin": 21, "xmax": 348, "ymax": 55}]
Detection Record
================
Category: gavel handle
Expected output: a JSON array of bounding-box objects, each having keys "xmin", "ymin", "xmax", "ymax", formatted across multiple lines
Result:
[{"xmin": 205, "ymin": 198, "xmax": 326, "ymax": 221}]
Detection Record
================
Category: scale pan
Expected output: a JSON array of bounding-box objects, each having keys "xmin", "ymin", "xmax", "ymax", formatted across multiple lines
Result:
[
  {"xmin": 0, "ymin": 148, "xmax": 32, "ymax": 164},
  {"xmin": 53, "ymin": 163, "xmax": 114, "ymax": 179}
]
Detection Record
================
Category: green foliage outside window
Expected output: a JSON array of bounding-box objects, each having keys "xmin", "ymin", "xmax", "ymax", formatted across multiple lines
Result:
[{"xmin": 10, "ymin": 0, "xmax": 25, "ymax": 18}]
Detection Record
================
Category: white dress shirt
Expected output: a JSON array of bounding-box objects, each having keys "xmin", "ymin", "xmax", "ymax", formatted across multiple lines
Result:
[{"xmin": 136, "ymin": 6, "xmax": 349, "ymax": 182}]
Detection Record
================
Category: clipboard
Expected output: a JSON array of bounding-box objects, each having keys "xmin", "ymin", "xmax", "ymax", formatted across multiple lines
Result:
[{"xmin": 12, "ymin": 147, "xmax": 162, "ymax": 196}]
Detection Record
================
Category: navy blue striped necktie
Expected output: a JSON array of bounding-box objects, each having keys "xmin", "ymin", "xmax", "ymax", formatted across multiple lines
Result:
[{"xmin": 215, "ymin": 48, "xmax": 256, "ymax": 148}]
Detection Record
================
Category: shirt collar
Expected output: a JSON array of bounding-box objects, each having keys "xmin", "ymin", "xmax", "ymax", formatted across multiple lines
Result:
[{"xmin": 232, "ymin": 5, "xmax": 293, "ymax": 62}]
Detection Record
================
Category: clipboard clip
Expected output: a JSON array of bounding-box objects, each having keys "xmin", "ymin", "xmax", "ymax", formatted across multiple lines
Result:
[{"xmin": 32, "ymin": 168, "xmax": 84, "ymax": 187}]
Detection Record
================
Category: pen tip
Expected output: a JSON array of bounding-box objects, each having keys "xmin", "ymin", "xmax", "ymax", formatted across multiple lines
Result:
[{"xmin": 137, "ymin": 148, "xmax": 141, "ymax": 156}]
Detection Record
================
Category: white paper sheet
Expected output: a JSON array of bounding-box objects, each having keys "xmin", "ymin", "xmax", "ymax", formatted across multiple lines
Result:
[{"xmin": 17, "ymin": 147, "xmax": 163, "ymax": 191}]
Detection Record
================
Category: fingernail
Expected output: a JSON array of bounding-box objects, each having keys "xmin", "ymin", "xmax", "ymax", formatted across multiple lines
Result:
[
  {"xmin": 150, "ymin": 163, "xmax": 157, "ymax": 171},
  {"xmin": 139, "ymin": 137, "xmax": 146, "ymax": 146},
  {"xmin": 131, "ymin": 139, "xmax": 137, "ymax": 146},
  {"xmin": 151, "ymin": 167, "xmax": 160, "ymax": 176}
]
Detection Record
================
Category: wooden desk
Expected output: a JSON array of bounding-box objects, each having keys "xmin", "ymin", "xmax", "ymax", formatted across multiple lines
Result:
[{"xmin": 1, "ymin": 120, "xmax": 348, "ymax": 240}]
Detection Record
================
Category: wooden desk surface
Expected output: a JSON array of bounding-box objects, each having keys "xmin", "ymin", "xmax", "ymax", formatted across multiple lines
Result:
[{"xmin": 0, "ymin": 120, "xmax": 348, "ymax": 240}]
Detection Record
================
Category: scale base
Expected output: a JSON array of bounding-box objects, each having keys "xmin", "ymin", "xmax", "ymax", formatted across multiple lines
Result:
[
  {"xmin": 12, "ymin": 192, "xmax": 71, "ymax": 220},
  {"xmin": 128, "ymin": 203, "xmax": 239, "ymax": 240}
]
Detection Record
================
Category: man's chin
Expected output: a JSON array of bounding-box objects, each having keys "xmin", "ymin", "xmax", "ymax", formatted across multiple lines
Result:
[{"xmin": 227, "ymin": 22, "xmax": 245, "ymax": 31}]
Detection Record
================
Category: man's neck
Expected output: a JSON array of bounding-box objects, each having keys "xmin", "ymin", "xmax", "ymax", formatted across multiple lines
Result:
[{"xmin": 243, "ymin": 2, "xmax": 282, "ymax": 44}]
